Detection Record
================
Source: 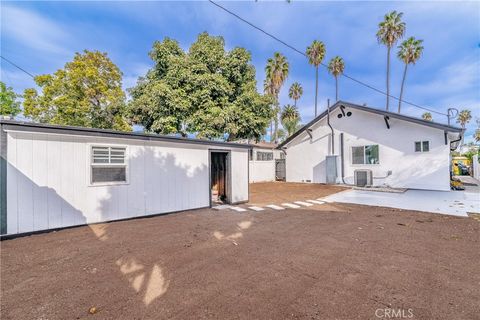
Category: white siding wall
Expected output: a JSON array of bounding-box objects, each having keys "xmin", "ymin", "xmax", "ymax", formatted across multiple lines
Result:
[
  {"xmin": 285, "ymin": 109, "xmax": 451, "ymax": 191},
  {"xmin": 230, "ymin": 149, "xmax": 249, "ymax": 204},
  {"xmin": 6, "ymin": 132, "xmax": 248, "ymax": 235}
]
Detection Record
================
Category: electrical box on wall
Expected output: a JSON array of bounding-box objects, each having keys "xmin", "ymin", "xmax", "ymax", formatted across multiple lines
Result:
[{"xmin": 325, "ymin": 155, "xmax": 338, "ymax": 184}]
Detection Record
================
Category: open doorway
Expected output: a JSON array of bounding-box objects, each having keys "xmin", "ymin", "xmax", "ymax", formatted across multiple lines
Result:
[{"xmin": 210, "ymin": 151, "xmax": 230, "ymax": 205}]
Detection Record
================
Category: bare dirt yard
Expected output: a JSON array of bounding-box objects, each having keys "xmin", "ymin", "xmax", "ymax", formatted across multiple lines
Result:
[{"xmin": 1, "ymin": 183, "xmax": 479, "ymax": 319}]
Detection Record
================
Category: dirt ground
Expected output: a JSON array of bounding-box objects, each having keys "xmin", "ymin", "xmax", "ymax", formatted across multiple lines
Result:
[
  {"xmin": 249, "ymin": 182, "xmax": 347, "ymax": 206},
  {"xmin": 1, "ymin": 183, "xmax": 479, "ymax": 320}
]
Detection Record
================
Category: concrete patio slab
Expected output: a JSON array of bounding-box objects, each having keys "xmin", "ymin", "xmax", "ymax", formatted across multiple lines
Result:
[{"xmin": 321, "ymin": 189, "xmax": 479, "ymax": 217}]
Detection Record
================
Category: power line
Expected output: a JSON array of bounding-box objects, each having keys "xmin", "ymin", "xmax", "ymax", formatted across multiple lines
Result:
[
  {"xmin": 1, "ymin": 56, "xmax": 35, "ymax": 79},
  {"xmin": 208, "ymin": 0, "xmax": 448, "ymax": 117}
]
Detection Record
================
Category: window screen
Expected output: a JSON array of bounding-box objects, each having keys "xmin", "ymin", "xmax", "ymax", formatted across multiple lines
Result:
[
  {"xmin": 352, "ymin": 146, "xmax": 365, "ymax": 164},
  {"xmin": 352, "ymin": 145, "xmax": 379, "ymax": 164},
  {"xmin": 415, "ymin": 141, "xmax": 429, "ymax": 152},
  {"xmin": 422, "ymin": 141, "xmax": 429, "ymax": 152},
  {"xmin": 415, "ymin": 142, "xmax": 422, "ymax": 152},
  {"xmin": 91, "ymin": 146, "xmax": 127, "ymax": 184},
  {"xmin": 256, "ymin": 151, "xmax": 273, "ymax": 161},
  {"xmin": 365, "ymin": 145, "xmax": 379, "ymax": 164}
]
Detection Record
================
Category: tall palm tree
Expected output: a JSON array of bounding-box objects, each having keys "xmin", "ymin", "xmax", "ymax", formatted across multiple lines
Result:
[
  {"xmin": 281, "ymin": 104, "xmax": 301, "ymax": 137},
  {"xmin": 421, "ymin": 112, "xmax": 432, "ymax": 121},
  {"xmin": 397, "ymin": 37, "xmax": 424, "ymax": 113},
  {"xmin": 457, "ymin": 109, "xmax": 472, "ymax": 145},
  {"xmin": 288, "ymin": 82, "xmax": 303, "ymax": 107},
  {"xmin": 327, "ymin": 56, "xmax": 345, "ymax": 101},
  {"xmin": 265, "ymin": 52, "xmax": 289, "ymax": 143},
  {"xmin": 377, "ymin": 11, "xmax": 406, "ymax": 111},
  {"xmin": 264, "ymin": 78, "xmax": 276, "ymax": 140},
  {"xmin": 306, "ymin": 40, "xmax": 326, "ymax": 117}
]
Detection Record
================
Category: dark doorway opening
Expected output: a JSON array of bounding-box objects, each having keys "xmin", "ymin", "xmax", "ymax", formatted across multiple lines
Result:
[{"xmin": 210, "ymin": 151, "xmax": 229, "ymax": 205}]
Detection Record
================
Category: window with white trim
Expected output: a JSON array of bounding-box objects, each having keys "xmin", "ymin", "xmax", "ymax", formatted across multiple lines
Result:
[
  {"xmin": 256, "ymin": 151, "xmax": 273, "ymax": 161},
  {"xmin": 91, "ymin": 146, "xmax": 127, "ymax": 184},
  {"xmin": 352, "ymin": 145, "xmax": 379, "ymax": 165},
  {"xmin": 415, "ymin": 141, "xmax": 429, "ymax": 152}
]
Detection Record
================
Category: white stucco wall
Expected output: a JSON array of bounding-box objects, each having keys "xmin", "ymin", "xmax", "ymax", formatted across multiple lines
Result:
[
  {"xmin": 249, "ymin": 160, "xmax": 275, "ymax": 182},
  {"xmin": 285, "ymin": 108, "xmax": 452, "ymax": 191},
  {"xmin": 5, "ymin": 131, "xmax": 248, "ymax": 235}
]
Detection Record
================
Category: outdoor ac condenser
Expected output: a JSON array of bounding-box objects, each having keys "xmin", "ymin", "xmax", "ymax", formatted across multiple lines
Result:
[{"xmin": 354, "ymin": 169, "xmax": 373, "ymax": 187}]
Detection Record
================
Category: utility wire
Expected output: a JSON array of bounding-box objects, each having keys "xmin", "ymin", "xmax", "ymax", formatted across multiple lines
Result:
[
  {"xmin": 208, "ymin": 0, "xmax": 448, "ymax": 116},
  {"xmin": 1, "ymin": 55, "xmax": 35, "ymax": 79}
]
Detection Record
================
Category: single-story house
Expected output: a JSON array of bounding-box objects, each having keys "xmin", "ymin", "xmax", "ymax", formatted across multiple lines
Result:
[
  {"xmin": 0, "ymin": 120, "xmax": 250, "ymax": 236},
  {"xmin": 277, "ymin": 101, "xmax": 463, "ymax": 191}
]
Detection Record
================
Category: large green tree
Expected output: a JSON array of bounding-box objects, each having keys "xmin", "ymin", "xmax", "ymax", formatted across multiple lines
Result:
[
  {"xmin": 0, "ymin": 81, "xmax": 21, "ymax": 117},
  {"xmin": 457, "ymin": 109, "xmax": 472, "ymax": 145},
  {"xmin": 265, "ymin": 52, "xmax": 289, "ymax": 143},
  {"xmin": 288, "ymin": 82, "xmax": 303, "ymax": 108},
  {"xmin": 377, "ymin": 11, "xmax": 406, "ymax": 111},
  {"xmin": 129, "ymin": 33, "xmax": 272, "ymax": 141},
  {"xmin": 397, "ymin": 37, "xmax": 423, "ymax": 113},
  {"xmin": 306, "ymin": 40, "xmax": 326, "ymax": 117},
  {"xmin": 23, "ymin": 50, "xmax": 129, "ymax": 130}
]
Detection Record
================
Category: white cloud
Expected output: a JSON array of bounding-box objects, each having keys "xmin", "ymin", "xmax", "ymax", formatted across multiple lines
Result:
[{"xmin": 2, "ymin": 5, "xmax": 70, "ymax": 55}]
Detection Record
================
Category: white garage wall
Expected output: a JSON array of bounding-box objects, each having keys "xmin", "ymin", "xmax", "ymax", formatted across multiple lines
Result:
[
  {"xmin": 6, "ymin": 131, "xmax": 248, "ymax": 235},
  {"xmin": 230, "ymin": 149, "xmax": 249, "ymax": 204},
  {"xmin": 285, "ymin": 108, "xmax": 451, "ymax": 191}
]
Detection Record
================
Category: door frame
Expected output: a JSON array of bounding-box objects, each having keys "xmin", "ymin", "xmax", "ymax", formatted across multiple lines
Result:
[{"xmin": 208, "ymin": 149, "xmax": 232, "ymax": 207}]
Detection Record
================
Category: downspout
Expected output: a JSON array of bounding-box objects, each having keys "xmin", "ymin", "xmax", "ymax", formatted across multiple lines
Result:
[{"xmin": 327, "ymin": 99, "xmax": 334, "ymax": 155}]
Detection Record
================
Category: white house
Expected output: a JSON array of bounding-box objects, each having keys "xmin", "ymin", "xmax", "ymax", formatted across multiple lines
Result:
[
  {"xmin": 0, "ymin": 121, "xmax": 250, "ymax": 236},
  {"xmin": 247, "ymin": 141, "xmax": 283, "ymax": 183},
  {"xmin": 277, "ymin": 101, "xmax": 463, "ymax": 191}
]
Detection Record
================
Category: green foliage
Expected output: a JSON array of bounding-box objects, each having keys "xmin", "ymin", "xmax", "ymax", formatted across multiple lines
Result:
[
  {"xmin": 264, "ymin": 52, "xmax": 289, "ymax": 143},
  {"xmin": 397, "ymin": 37, "xmax": 424, "ymax": 65},
  {"xmin": 0, "ymin": 81, "xmax": 21, "ymax": 117},
  {"xmin": 288, "ymin": 82, "xmax": 303, "ymax": 107},
  {"xmin": 421, "ymin": 112, "xmax": 433, "ymax": 121},
  {"xmin": 129, "ymin": 33, "xmax": 273, "ymax": 141},
  {"xmin": 376, "ymin": 11, "xmax": 406, "ymax": 48},
  {"xmin": 281, "ymin": 104, "xmax": 301, "ymax": 137},
  {"xmin": 456, "ymin": 109, "xmax": 472, "ymax": 128},
  {"xmin": 23, "ymin": 50, "xmax": 129, "ymax": 130},
  {"xmin": 306, "ymin": 40, "xmax": 326, "ymax": 67}
]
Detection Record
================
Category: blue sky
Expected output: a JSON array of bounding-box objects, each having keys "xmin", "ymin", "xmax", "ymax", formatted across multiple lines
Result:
[{"xmin": 1, "ymin": 1, "xmax": 479, "ymax": 141}]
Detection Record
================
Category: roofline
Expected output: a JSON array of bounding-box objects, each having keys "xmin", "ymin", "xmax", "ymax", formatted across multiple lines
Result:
[
  {"xmin": 0, "ymin": 120, "xmax": 252, "ymax": 149},
  {"xmin": 277, "ymin": 100, "xmax": 464, "ymax": 149}
]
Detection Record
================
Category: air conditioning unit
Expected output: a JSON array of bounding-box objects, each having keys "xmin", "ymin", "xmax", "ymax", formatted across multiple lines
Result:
[{"xmin": 354, "ymin": 169, "xmax": 373, "ymax": 187}]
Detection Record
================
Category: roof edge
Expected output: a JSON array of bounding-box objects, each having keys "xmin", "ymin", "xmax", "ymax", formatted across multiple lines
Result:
[
  {"xmin": 277, "ymin": 100, "xmax": 463, "ymax": 149},
  {"xmin": 0, "ymin": 120, "xmax": 252, "ymax": 149}
]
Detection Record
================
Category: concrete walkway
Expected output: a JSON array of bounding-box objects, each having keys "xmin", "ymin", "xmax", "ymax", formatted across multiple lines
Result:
[{"xmin": 321, "ymin": 188, "xmax": 479, "ymax": 217}]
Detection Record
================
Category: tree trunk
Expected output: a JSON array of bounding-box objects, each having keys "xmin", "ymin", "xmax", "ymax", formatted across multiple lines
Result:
[
  {"xmin": 273, "ymin": 102, "xmax": 279, "ymax": 143},
  {"xmin": 398, "ymin": 63, "xmax": 408, "ymax": 113},
  {"xmin": 386, "ymin": 45, "xmax": 391, "ymax": 111},
  {"xmin": 270, "ymin": 120, "xmax": 273, "ymax": 142},
  {"xmin": 315, "ymin": 66, "xmax": 319, "ymax": 116},
  {"xmin": 335, "ymin": 76, "xmax": 338, "ymax": 101}
]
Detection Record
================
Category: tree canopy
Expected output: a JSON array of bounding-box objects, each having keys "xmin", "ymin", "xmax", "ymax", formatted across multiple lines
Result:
[
  {"xmin": 23, "ymin": 50, "xmax": 130, "ymax": 130},
  {"xmin": 129, "ymin": 32, "xmax": 273, "ymax": 141},
  {"xmin": 0, "ymin": 81, "xmax": 21, "ymax": 117}
]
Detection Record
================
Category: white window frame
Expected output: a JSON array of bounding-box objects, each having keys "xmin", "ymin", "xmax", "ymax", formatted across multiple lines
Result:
[
  {"xmin": 88, "ymin": 144, "xmax": 129, "ymax": 186},
  {"xmin": 414, "ymin": 141, "xmax": 430, "ymax": 152},
  {"xmin": 351, "ymin": 145, "xmax": 380, "ymax": 165}
]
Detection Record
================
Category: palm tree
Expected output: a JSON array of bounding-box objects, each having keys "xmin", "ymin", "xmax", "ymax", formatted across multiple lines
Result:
[
  {"xmin": 327, "ymin": 56, "xmax": 345, "ymax": 101},
  {"xmin": 397, "ymin": 37, "xmax": 424, "ymax": 113},
  {"xmin": 377, "ymin": 11, "xmax": 406, "ymax": 111},
  {"xmin": 457, "ymin": 109, "xmax": 472, "ymax": 145},
  {"xmin": 306, "ymin": 40, "xmax": 326, "ymax": 117},
  {"xmin": 288, "ymin": 82, "xmax": 303, "ymax": 107},
  {"xmin": 281, "ymin": 104, "xmax": 301, "ymax": 137},
  {"xmin": 265, "ymin": 52, "xmax": 289, "ymax": 143},
  {"xmin": 421, "ymin": 112, "xmax": 432, "ymax": 121}
]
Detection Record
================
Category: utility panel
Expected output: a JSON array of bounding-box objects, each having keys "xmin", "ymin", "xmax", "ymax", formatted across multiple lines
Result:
[{"xmin": 325, "ymin": 155, "xmax": 338, "ymax": 184}]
